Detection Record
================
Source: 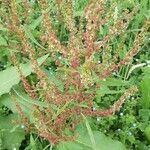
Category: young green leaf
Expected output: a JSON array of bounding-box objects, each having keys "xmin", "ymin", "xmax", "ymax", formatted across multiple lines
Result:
[
  {"xmin": 0, "ymin": 54, "xmax": 49, "ymax": 96},
  {"xmin": 0, "ymin": 114, "xmax": 25, "ymax": 150}
]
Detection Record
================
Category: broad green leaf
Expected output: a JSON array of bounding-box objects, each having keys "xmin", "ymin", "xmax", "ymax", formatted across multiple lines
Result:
[
  {"xmin": 0, "ymin": 114, "xmax": 25, "ymax": 150},
  {"xmin": 101, "ymin": 78, "xmax": 130, "ymax": 86},
  {"xmin": 145, "ymin": 126, "xmax": 150, "ymax": 143},
  {"xmin": 23, "ymin": 25, "xmax": 46, "ymax": 49},
  {"xmin": 29, "ymin": 16, "xmax": 43, "ymax": 30},
  {"xmin": 0, "ymin": 35, "xmax": 7, "ymax": 46},
  {"xmin": 0, "ymin": 54, "xmax": 49, "ymax": 96},
  {"xmin": 56, "ymin": 125, "xmax": 126, "ymax": 150},
  {"xmin": 140, "ymin": 67, "xmax": 150, "ymax": 109},
  {"xmin": 0, "ymin": 87, "xmax": 57, "ymax": 119},
  {"xmin": 96, "ymin": 85, "xmax": 126, "ymax": 101},
  {"xmin": 0, "ymin": 26, "xmax": 8, "ymax": 32},
  {"xmin": 142, "ymin": 67, "xmax": 150, "ymax": 78},
  {"xmin": 0, "ymin": 94, "xmax": 18, "ymax": 113},
  {"xmin": 30, "ymin": 135, "xmax": 37, "ymax": 150},
  {"xmin": 82, "ymin": 115, "xmax": 97, "ymax": 150},
  {"xmin": 92, "ymin": 71, "xmax": 129, "ymax": 87},
  {"xmin": 140, "ymin": 77, "xmax": 150, "ymax": 109}
]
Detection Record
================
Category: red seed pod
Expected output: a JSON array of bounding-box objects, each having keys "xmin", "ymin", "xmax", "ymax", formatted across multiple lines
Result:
[{"xmin": 70, "ymin": 56, "xmax": 80, "ymax": 69}]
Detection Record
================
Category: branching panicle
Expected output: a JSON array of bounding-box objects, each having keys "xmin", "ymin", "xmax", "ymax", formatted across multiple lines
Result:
[{"xmin": 3, "ymin": 0, "xmax": 149, "ymax": 144}]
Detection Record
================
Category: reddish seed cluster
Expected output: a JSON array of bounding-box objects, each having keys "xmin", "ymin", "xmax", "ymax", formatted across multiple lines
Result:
[{"xmin": 4, "ymin": 0, "xmax": 148, "ymax": 144}]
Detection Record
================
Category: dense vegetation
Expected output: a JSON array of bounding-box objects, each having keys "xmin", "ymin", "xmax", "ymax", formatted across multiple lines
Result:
[{"xmin": 0, "ymin": 0, "xmax": 150, "ymax": 149}]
